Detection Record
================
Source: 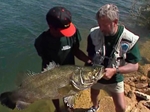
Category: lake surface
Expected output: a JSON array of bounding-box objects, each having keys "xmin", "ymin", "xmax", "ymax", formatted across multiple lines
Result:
[{"xmin": 0, "ymin": 0, "xmax": 149, "ymax": 111}]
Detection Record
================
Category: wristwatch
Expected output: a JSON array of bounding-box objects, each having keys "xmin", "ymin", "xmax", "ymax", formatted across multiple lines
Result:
[{"xmin": 116, "ymin": 67, "xmax": 120, "ymax": 74}]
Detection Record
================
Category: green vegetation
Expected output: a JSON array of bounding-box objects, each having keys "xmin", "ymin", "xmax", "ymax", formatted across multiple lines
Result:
[{"xmin": 130, "ymin": 0, "xmax": 150, "ymax": 29}]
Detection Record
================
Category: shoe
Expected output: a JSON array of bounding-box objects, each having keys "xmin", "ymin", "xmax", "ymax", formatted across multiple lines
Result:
[{"xmin": 87, "ymin": 106, "xmax": 100, "ymax": 112}]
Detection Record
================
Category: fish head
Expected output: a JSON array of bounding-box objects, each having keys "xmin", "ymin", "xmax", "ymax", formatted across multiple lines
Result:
[{"xmin": 71, "ymin": 65, "xmax": 105, "ymax": 90}]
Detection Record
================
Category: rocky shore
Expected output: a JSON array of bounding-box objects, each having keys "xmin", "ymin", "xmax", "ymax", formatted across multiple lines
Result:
[{"xmin": 72, "ymin": 64, "xmax": 150, "ymax": 112}]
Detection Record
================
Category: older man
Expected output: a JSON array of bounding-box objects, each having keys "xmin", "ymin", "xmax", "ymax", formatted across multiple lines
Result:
[{"xmin": 86, "ymin": 4, "xmax": 141, "ymax": 112}]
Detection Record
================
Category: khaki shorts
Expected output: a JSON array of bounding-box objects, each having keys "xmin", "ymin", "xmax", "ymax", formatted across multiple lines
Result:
[{"xmin": 91, "ymin": 81, "xmax": 124, "ymax": 94}]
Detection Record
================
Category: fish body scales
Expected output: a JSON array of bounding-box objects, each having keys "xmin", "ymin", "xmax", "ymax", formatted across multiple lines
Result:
[{"xmin": 15, "ymin": 66, "xmax": 78, "ymax": 102}]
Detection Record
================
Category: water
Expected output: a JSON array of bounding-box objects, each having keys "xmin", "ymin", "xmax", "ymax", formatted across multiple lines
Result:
[{"xmin": 0, "ymin": 0, "xmax": 149, "ymax": 111}]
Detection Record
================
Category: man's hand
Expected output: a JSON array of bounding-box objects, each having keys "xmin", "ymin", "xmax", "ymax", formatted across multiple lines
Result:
[
  {"xmin": 102, "ymin": 63, "xmax": 139, "ymax": 80},
  {"xmin": 84, "ymin": 60, "xmax": 93, "ymax": 66},
  {"xmin": 103, "ymin": 68, "xmax": 116, "ymax": 80}
]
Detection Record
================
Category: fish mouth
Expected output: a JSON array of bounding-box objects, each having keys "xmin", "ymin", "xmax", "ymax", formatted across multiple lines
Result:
[
  {"xmin": 94, "ymin": 65, "xmax": 105, "ymax": 80},
  {"xmin": 71, "ymin": 66, "xmax": 104, "ymax": 90}
]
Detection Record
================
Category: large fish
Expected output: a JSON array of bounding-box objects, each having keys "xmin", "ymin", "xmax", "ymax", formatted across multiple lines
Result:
[{"xmin": 0, "ymin": 62, "xmax": 104, "ymax": 110}]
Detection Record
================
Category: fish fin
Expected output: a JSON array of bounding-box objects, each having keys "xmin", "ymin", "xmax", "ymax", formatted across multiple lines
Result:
[
  {"xmin": 42, "ymin": 61, "xmax": 59, "ymax": 72},
  {"xmin": 63, "ymin": 95, "xmax": 77, "ymax": 108},
  {"xmin": 16, "ymin": 101, "xmax": 31, "ymax": 110},
  {"xmin": 15, "ymin": 61, "xmax": 59, "ymax": 87},
  {"xmin": 0, "ymin": 91, "xmax": 16, "ymax": 109}
]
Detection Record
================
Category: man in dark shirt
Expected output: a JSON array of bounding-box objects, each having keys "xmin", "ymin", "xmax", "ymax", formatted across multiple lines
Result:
[{"xmin": 34, "ymin": 6, "xmax": 91, "ymax": 112}]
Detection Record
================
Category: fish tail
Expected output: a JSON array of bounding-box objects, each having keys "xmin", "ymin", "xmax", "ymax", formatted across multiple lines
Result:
[{"xmin": 0, "ymin": 91, "xmax": 16, "ymax": 109}]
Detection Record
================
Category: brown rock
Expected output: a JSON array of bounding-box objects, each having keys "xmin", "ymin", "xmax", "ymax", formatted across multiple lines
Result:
[
  {"xmin": 130, "ymin": 82, "xmax": 136, "ymax": 87},
  {"xmin": 124, "ymin": 83, "xmax": 131, "ymax": 94},
  {"xmin": 143, "ymin": 101, "xmax": 150, "ymax": 109},
  {"xmin": 135, "ymin": 83, "xmax": 148, "ymax": 89},
  {"xmin": 127, "ymin": 91, "xmax": 135, "ymax": 99},
  {"xmin": 125, "ymin": 96, "xmax": 137, "ymax": 112},
  {"xmin": 148, "ymin": 82, "xmax": 150, "ymax": 87},
  {"xmin": 147, "ymin": 70, "xmax": 150, "ymax": 78},
  {"xmin": 135, "ymin": 101, "xmax": 150, "ymax": 112},
  {"xmin": 145, "ymin": 89, "xmax": 150, "ymax": 95},
  {"xmin": 140, "ymin": 76, "xmax": 148, "ymax": 81}
]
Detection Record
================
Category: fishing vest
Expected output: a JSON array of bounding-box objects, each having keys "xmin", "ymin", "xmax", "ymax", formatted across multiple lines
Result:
[{"xmin": 90, "ymin": 26, "xmax": 139, "ymax": 68}]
